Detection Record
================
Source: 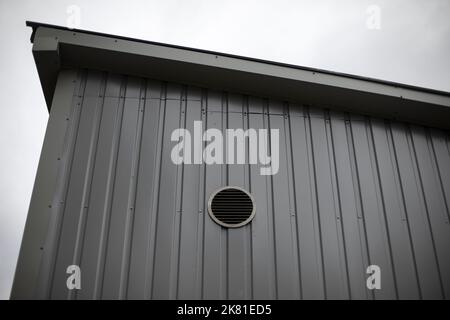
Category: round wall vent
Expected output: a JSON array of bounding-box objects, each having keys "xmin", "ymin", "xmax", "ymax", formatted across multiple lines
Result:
[{"xmin": 208, "ymin": 186, "xmax": 255, "ymax": 228}]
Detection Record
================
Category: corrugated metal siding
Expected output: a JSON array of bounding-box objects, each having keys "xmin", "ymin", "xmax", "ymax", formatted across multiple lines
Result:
[{"xmin": 38, "ymin": 69, "xmax": 450, "ymax": 299}]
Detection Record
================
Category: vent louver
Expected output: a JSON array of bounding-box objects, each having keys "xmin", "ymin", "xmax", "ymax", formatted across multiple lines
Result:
[{"xmin": 208, "ymin": 187, "xmax": 255, "ymax": 228}]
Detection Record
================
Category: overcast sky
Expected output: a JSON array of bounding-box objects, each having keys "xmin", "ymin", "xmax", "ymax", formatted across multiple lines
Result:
[{"xmin": 0, "ymin": 0, "xmax": 449, "ymax": 300}]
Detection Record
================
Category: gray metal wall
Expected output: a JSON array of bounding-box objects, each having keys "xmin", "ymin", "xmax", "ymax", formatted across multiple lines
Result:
[{"xmin": 20, "ymin": 69, "xmax": 450, "ymax": 299}]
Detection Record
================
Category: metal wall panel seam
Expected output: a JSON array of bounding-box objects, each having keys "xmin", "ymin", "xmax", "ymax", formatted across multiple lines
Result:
[
  {"xmin": 148, "ymin": 82, "xmax": 165, "ymax": 299},
  {"xmin": 199, "ymin": 90, "xmax": 209, "ymax": 299},
  {"xmin": 302, "ymin": 106, "xmax": 325, "ymax": 299},
  {"xmin": 326, "ymin": 111, "xmax": 352, "ymax": 299},
  {"xmin": 173, "ymin": 89, "xmax": 186, "ymax": 299},
  {"xmin": 265, "ymin": 100, "xmax": 277, "ymax": 300},
  {"xmin": 266, "ymin": 105, "xmax": 279, "ymax": 299},
  {"xmin": 428, "ymin": 129, "xmax": 450, "ymax": 224},
  {"xmin": 367, "ymin": 118, "xmax": 399, "ymax": 299},
  {"xmin": 286, "ymin": 104, "xmax": 304, "ymax": 299},
  {"xmin": 284, "ymin": 103, "xmax": 302, "ymax": 299},
  {"xmin": 72, "ymin": 71, "xmax": 108, "ymax": 300},
  {"xmin": 244, "ymin": 96, "xmax": 255, "ymax": 300},
  {"xmin": 140, "ymin": 83, "xmax": 165, "ymax": 299},
  {"xmin": 328, "ymin": 111, "xmax": 351, "ymax": 299},
  {"xmin": 281, "ymin": 102, "xmax": 301, "ymax": 299},
  {"xmin": 171, "ymin": 86, "xmax": 186, "ymax": 299},
  {"xmin": 224, "ymin": 93, "xmax": 230, "ymax": 300},
  {"xmin": 98, "ymin": 74, "xmax": 127, "ymax": 299},
  {"xmin": 290, "ymin": 106, "xmax": 313, "ymax": 298},
  {"xmin": 246, "ymin": 97, "xmax": 254, "ymax": 300},
  {"xmin": 196, "ymin": 91, "xmax": 206, "ymax": 299},
  {"xmin": 306, "ymin": 107, "xmax": 328, "ymax": 299},
  {"xmin": 345, "ymin": 115, "xmax": 373, "ymax": 299},
  {"xmin": 122, "ymin": 78, "xmax": 147, "ymax": 299}
]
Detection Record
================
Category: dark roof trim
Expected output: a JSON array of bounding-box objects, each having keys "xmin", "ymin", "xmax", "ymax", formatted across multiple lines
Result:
[{"xmin": 26, "ymin": 21, "xmax": 450, "ymax": 129}]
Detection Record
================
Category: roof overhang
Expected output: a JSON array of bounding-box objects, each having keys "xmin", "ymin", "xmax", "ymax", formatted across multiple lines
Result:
[{"xmin": 27, "ymin": 21, "xmax": 450, "ymax": 130}]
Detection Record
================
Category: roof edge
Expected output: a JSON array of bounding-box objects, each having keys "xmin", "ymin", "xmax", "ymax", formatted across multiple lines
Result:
[
  {"xmin": 26, "ymin": 21, "xmax": 450, "ymax": 130},
  {"xmin": 26, "ymin": 21, "xmax": 449, "ymax": 97}
]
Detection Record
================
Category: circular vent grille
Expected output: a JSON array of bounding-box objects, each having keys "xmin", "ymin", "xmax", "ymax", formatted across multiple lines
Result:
[{"xmin": 208, "ymin": 186, "xmax": 255, "ymax": 228}]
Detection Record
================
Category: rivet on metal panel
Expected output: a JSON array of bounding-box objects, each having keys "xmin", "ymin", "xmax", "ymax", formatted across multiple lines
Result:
[
  {"xmin": 66, "ymin": 118, "xmax": 69, "ymax": 121},
  {"xmin": 57, "ymin": 157, "xmax": 60, "ymax": 160}
]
